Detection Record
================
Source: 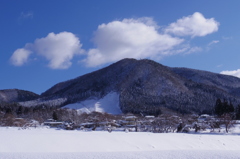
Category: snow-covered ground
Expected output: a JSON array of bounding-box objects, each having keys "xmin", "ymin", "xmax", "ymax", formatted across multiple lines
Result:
[
  {"xmin": 63, "ymin": 92, "xmax": 122, "ymax": 114},
  {"xmin": 1, "ymin": 127, "xmax": 240, "ymax": 159}
]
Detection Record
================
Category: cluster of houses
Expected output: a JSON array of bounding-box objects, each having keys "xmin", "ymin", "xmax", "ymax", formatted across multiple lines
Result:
[
  {"xmin": 41, "ymin": 114, "xmax": 216, "ymax": 132},
  {"xmin": 43, "ymin": 115, "xmax": 141, "ymax": 131}
]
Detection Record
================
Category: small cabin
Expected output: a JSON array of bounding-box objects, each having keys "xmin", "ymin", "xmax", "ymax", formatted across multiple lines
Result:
[
  {"xmin": 121, "ymin": 115, "xmax": 137, "ymax": 126},
  {"xmin": 43, "ymin": 119, "xmax": 64, "ymax": 127},
  {"xmin": 198, "ymin": 114, "xmax": 212, "ymax": 122}
]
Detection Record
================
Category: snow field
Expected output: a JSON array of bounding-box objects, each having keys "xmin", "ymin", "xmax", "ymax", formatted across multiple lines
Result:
[
  {"xmin": 2, "ymin": 151, "xmax": 240, "ymax": 159},
  {"xmin": 1, "ymin": 127, "xmax": 240, "ymax": 158}
]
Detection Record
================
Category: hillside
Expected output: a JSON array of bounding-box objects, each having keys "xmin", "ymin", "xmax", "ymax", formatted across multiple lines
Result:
[{"xmin": 171, "ymin": 67, "xmax": 240, "ymax": 97}]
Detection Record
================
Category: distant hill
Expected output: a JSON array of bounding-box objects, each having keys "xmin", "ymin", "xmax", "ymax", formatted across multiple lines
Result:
[
  {"xmin": 0, "ymin": 89, "xmax": 39, "ymax": 103},
  {"xmin": 3, "ymin": 59, "xmax": 240, "ymax": 115}
]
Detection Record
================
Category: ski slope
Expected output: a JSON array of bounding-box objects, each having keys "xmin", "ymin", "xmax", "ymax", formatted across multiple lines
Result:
[{"xmin": 63, "ymin": 92, "xmax": 122, "ymax": 114}]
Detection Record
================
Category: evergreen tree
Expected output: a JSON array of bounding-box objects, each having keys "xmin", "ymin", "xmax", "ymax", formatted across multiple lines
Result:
[
  {"xmin": 227, "ymin": 101, "xmax": 234, "ymax": 113},
  {"xmin": 17, "ymin": 106, "xmax": 23, "ymax": 115},
  {"xmin": 236, "ymin": 104, "xmax": 240, "ymax": 120},
  {"xmin": 214, "ymin": 99, "xmax": 234, "ymax": 116},
  {"xmin": 52, "ymin": 111, "xmax": 58, "ymax": 121},
  {"xmin": 214, "ymin": 98, "xmax": 223, "ymax": 116}
]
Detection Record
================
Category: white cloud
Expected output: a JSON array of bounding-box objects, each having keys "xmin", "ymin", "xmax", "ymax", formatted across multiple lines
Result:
[
  {"xmin": 18, "ymin": 11, "xmax": 33, "ymax": 24},
  {"xmin": 184, "ymin": 46, "xmax": 202, "ymax": 54},
  {"xmin": 33, "ymin": 32, "xmax": 83, "ymax": 69},
  {"xmin": 222, "ymin": 36, "xmax": 232, "ymax": 40},
  {"xmin": 84, "ymin": 18, "xmax": 184, "ymax": 67},
  {"xmin": 220, "ymin": 69, "xmax": 240, "ymax": 78},
  {"xmin": 162, "ymin": 44, "xmax": 202, "ymax": 56},
  {"xmin": 10, "ymin": 48, "xmax": 32, "ymax": 66},
  {"xmin": 10, "ymin": 32, "xmax": 83, "ymax": 69},
  {"xmin": 165, "ymin": 12, "xmax": 219, "ymax": 37},
  {"xmin": 20, "ymin": 12, "xmax": 33, "ymax": 19},
  {"xmin": 208, "ymin": 40, "xmax": 219, "ymax": 46}
]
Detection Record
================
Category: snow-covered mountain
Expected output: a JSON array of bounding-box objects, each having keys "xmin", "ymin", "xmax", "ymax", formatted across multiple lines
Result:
[{"xmin": 2, "ymin": 58, "xmax": 240, "ymax": 115}]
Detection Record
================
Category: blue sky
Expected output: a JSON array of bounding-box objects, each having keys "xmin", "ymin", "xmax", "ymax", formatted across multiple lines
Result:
[{"xmin": 1, "ymin": 0, "xmax": 240, "ymax": 94}]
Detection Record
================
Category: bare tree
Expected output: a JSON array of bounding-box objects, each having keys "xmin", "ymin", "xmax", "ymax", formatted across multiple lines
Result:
[{"xmin": 220, "ymin": 113, "xmax": 235, "ymax": 133}]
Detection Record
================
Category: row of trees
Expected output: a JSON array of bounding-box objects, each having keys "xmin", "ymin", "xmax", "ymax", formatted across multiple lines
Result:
[{"xmin": 214, "ymin": 98, "xmax": 240, "ymax": 119}]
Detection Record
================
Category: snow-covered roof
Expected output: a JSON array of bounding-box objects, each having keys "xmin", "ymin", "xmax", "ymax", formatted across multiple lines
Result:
[
  {"xmin": 124, "ymin": 116, "xmax": 137, "ymax": 119},
  {"xmin": 43, "ymin": 122, "xmax": 63, "ymax": 124},
  {"xmin": 145, "ymin": 116, "xmax": 155, "ymax": 118},
  {"xmin": 80, "ymin": 122, "xmax": 95, "ymax": 126},
  {"xmin": 199, "ymin": 114, "xmax": 210, "ymax": 117}
]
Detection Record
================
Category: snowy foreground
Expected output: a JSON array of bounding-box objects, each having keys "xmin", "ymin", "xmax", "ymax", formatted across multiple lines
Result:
[{"xmin": 1, "ymin": 127, "xmax": 240, "ymax": 159}]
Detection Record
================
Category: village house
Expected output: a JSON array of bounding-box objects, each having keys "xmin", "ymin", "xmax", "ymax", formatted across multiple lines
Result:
[{"xmin": 43, "ymin": 119, "xmax": 64, "ymax": 128}]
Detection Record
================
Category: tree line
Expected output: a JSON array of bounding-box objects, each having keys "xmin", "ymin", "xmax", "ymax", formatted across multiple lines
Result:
[{"xmin": 214, "ymin": 98, "xmax": 240, "ymax": 119}]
